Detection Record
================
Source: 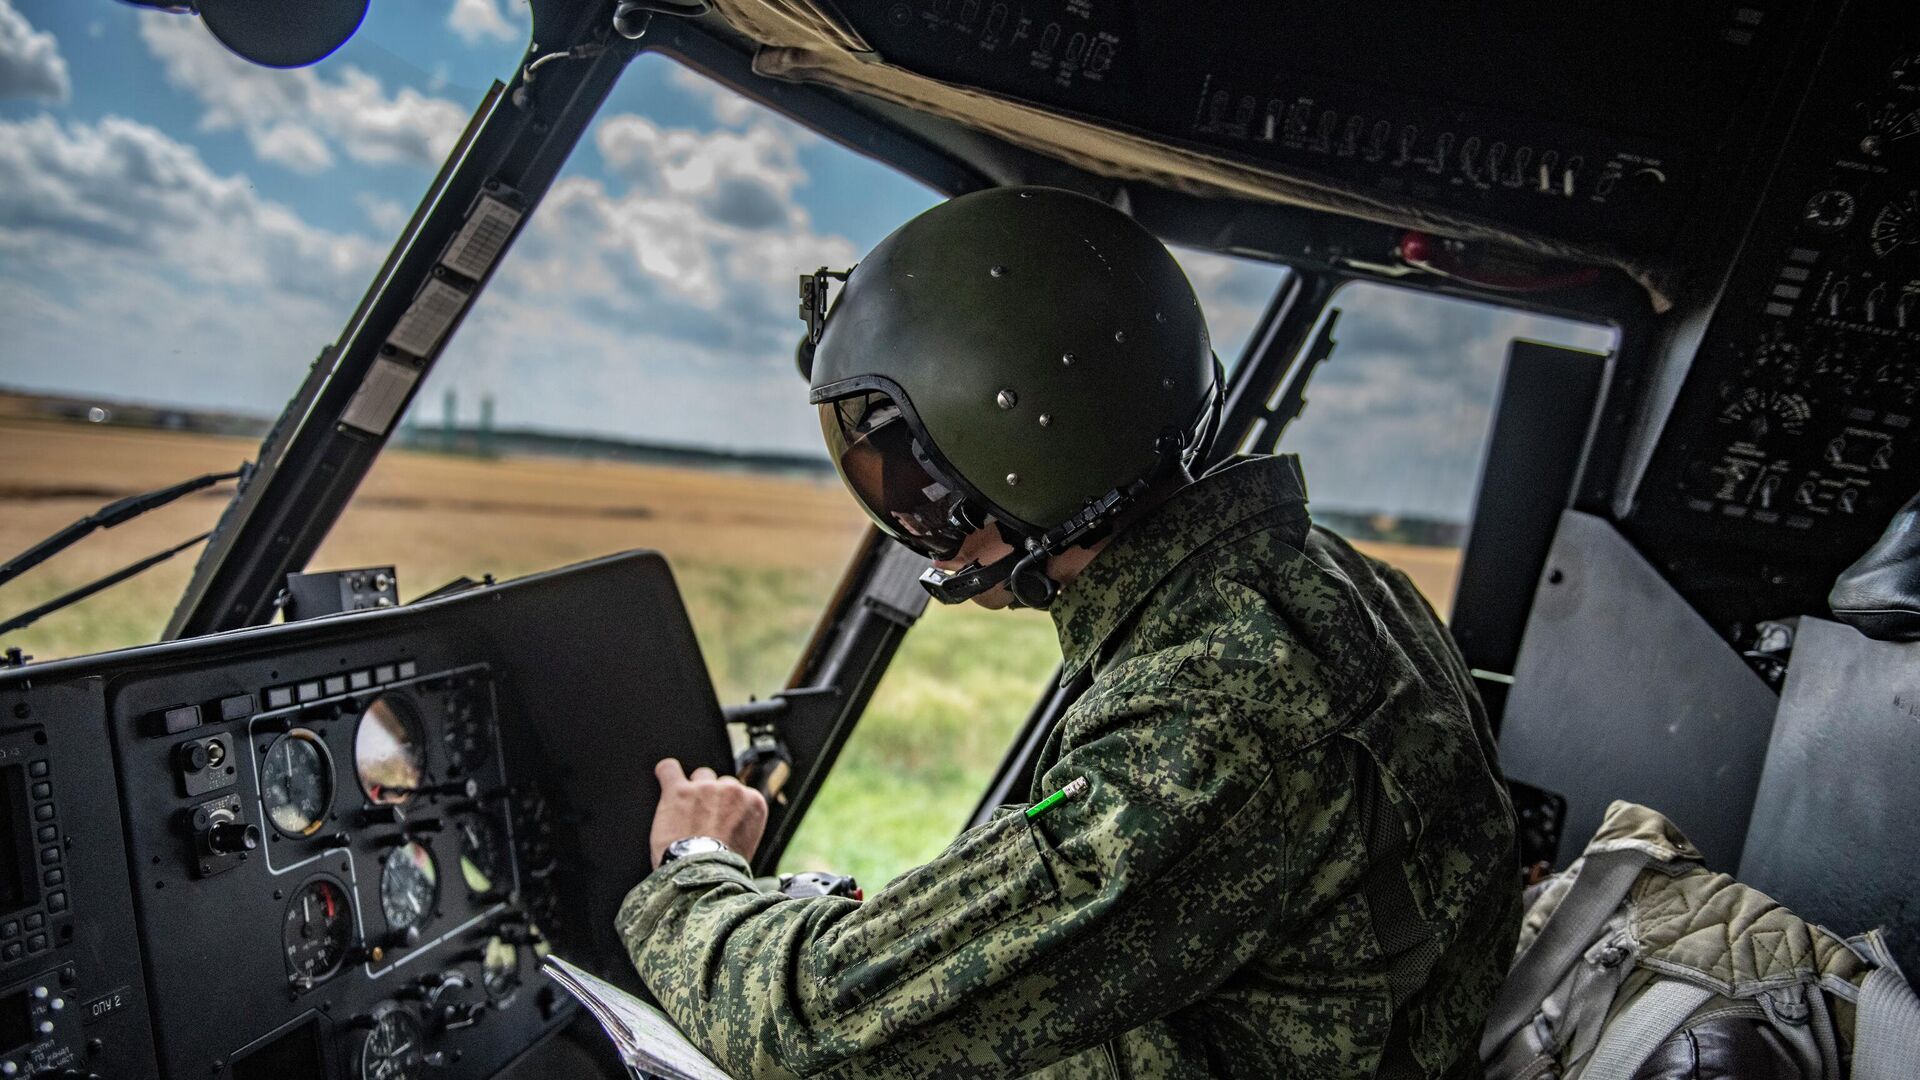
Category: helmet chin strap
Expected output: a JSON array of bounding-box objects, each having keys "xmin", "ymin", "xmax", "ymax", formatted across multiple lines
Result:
[
  {"xmin": 917, "ymin": 547, "xmax": 1025, "ymax": 605},
  {"xmin": 917, "ymin": 426, "xmax": 1201, "ymax": 609}
]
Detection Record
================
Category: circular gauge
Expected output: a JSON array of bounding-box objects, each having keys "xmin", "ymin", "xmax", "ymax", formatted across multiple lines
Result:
[
  {"xmin": 1871, "ymin": 193, "xmax": 1920, "ymax": 258},
  {"xmin": 1719, "ymin": 387, "xmax": 1812, "ymax": 440},
  {"xmin": 481, "ymin": 937, "xmax": 521, "ymax": 1006},
  {"xmin": 1804, "ymin": 189, "xmax": 1857, "ymax": 232},
  {"xmin": 283, "ymin": 875, "xmax": 354, "ymax": 987},
  {"xmin": 355, "ymin": 694, "xmax": 426, "ymax": 804},
  {"xmin": 381, "ymin": 840, "xmax": 439, "ymax": 935},
  {"xmin": 441, "ymin": 686, "xmax": 488, "ymax": 775},
  {"xmin": 459, "ymin": 815, "xmax": 510, "ymax": 897},
  {"xmin": 358, "ymin": 1002, "xmax": 424, "ymax": 1080},
  {"xmin": 261, "ymin": 728, "xmax": 334, "ymax": 837}
]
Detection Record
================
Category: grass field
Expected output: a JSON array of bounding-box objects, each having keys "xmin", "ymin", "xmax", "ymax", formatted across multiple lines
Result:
[{"xmin": 0, "ymin": 416, "xmax": 1462, "ymax": 888}]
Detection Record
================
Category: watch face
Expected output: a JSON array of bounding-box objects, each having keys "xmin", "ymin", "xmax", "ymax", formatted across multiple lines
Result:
[{"xmin": 667, "ymin": 837, "xmax": 727, "ymax": 861}]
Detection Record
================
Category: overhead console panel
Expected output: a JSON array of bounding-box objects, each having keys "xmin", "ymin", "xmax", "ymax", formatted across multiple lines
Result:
[
  {"xmin": 0, "ymin": 553, "xmax": 732, "ymax": 1080},
  {"xmin": 849, "ymin": 1, "xmax": 1794, "ymax": 250},
  {"xmin": 723, "ymin": 0, "xmax": 1819, "ymax": 297}
]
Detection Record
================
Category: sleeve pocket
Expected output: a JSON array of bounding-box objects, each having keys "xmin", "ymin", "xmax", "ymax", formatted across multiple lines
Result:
[{"xmin": 820, "ymin": 810, "xmax": 1060, "ymax": 1014}]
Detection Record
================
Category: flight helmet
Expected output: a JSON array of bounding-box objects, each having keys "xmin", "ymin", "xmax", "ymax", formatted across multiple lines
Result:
[{"xmin": 804, "ymin": 186, "xmax": 1220, "ymax": 606}]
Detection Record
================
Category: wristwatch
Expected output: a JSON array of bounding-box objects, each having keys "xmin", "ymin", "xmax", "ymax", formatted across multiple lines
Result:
[{"xmin": 660, "ymin": 836, "xmax": 733, "ymax": 865}]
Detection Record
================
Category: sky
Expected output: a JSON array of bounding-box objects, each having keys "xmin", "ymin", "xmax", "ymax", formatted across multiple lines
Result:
[{"xmin": 0, "ymin": 0, "xmax": 1613, "ymax": 521}]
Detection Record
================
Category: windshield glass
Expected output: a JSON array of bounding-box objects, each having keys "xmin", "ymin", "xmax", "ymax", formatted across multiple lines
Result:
[
  {"xmin": 0, "ymin": 0, "xmax": 1296, "ymax": 669},
  {"xmin": 1271, "ymin": 282, "xmax": 1617, "ymax": 614},
  {"xmin": 0, "ymin": 0, "xmax": 516, "ymax": 660},
  {"xmin": 311, "ymin": 49, "xmax": 945, "ymax": 702}
]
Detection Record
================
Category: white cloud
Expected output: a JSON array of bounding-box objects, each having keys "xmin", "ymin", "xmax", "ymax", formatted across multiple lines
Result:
[
  {"xmin": 0, "ymin": 0, "xmax": 69, "ymax": 102},
  {"xmin": 447, "ymin": 0, "xmax": 524, "ymax": 46},
  {"xmin": 252, "ymin": 121, "xmax": 334, "ymax": 173},
  {"xmin": 1280, "ymin": 282, "xmax": 1615, "ymax": 519},
  {"xmin": 357, "ymin": 193, "xmax": 410, "ymax": 233},
  {"xmin": 424, "ymin": 108, "xmax": 860, "ymax": 451},
  {"xmin": 596, "ymin": 113, "xmax": 809, "ymax": 233},
  {"xmin": 0, "ymin": 59, "xmax": 863, "ymax": 456},
  {"xmin": 0, "ymin": 115, "xmax": 381, "ymax": 412},
  {"xmin": 668, "ymin": 64, "xmax": 758, "ymax": 127},
  {"xmin": 139, "ymin": 15, "xmax": 468, "ymax": 174},
  {"xmin": 1172, "ymin": 248, "xmax": 1285, "ymax": 363}
]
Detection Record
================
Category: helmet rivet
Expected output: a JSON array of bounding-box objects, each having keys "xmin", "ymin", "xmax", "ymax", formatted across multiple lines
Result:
[
  {"xmin": 1154, "ymin": 311, "xmax": 1167, "ymax": 324},
  {"xmin": 1113, "ymin": 330, "xmax": 1127, "ymax": 344},
  {"xmin": 1006, "ymin": 473, "xmax": 1020, "ymax": 486},
  {"xmin": 1161, "ymin": 378, "xmax": 1175, "ymax": 390},
  {"xmin": 996, "ymin": 389, "xmax": 1018, "ymax": 409},
  {"xmin": 990, "ymin": 265, "xmax": 1009, "ymax": 278},
  {"xmin": 1038, "ymin": 413, "xmax": 1052, "ymax": 427},
  {"xmin": 1061, "ymin": 352, "xmax": 1076, "ymax": 366}
]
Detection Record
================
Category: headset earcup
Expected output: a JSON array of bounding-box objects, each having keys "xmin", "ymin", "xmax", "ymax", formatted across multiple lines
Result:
[{"xmin": 1007, "ymin": 552, "xmax": 1060, "ymax": 609}]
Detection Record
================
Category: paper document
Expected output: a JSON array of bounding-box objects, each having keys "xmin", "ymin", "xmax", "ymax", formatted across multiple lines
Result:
[{"xmin": 542, "ymin": 954, "xmax": 735, "ymax": 1080}]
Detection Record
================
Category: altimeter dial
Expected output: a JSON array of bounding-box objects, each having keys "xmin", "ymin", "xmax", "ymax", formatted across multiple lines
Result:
[{"xmin": 283, "ymin": 876, "xmax": 354, "ymax": 987}]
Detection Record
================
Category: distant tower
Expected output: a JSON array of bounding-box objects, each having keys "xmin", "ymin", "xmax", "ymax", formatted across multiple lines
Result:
[
  {"xmin": 442, "ymin": 388, "xmax": 457, "ymax": 453},
  {"xmin": 479, "ymin": 393, "xmax": 496, "ymax": 458}
]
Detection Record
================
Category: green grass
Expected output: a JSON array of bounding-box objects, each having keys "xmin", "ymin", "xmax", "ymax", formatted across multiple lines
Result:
[
  {"xmin": 675, "ymin": 560, "xmax": 840, "ymax": 705},
  {"xmin": 777, "ymin": 601, "xmax": 1060, "ymax": 889},
  {"xmin": 675, "ymin": 560, "xmax": 1063, "ymax": 889}
]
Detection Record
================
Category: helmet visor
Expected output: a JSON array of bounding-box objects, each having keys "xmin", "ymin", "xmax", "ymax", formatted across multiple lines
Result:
[{"xmin": 819, "ymin": 392, "xmax": 978, "ymax": 560}]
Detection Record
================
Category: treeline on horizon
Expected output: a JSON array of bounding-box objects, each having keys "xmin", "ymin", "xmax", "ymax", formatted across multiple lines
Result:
[{"xmin": 2, "ymin": 388, "xmax": 1468, "ymax": 545}]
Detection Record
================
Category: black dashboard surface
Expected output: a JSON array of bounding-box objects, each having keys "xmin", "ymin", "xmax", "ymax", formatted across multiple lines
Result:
[{"xmin": 0, "ymin": 552, "xmax": 732, "ymax": 1080}]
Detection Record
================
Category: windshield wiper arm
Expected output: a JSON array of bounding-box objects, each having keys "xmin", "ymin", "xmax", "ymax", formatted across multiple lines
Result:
[
  {"xmin": 0, "ymin": 466, "xmax": 246, "ymax": 590},
  {"xmin": 0, "ymin": 530, "xmax": 215, "ymax": 639}
]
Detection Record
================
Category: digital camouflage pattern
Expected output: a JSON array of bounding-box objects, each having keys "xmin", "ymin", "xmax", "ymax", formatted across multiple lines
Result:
[{"xmin": 618, "ymin": 455, "xmax": 1521, "ymax": 1078}]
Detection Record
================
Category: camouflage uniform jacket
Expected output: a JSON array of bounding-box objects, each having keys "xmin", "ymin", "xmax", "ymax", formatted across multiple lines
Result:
[{"xmin": 618, "ymin": 455, "xmax": 1520, "ymax": 1079}]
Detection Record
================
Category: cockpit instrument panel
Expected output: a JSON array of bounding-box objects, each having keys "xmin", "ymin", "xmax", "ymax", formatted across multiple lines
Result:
[
  {"xmin": 0, "ymin": 552, "xmax": 732, "ymax": 1078},
  {"xmin": 1629, "ymin": 0, "xmax": 1920, "ymax": 630}
]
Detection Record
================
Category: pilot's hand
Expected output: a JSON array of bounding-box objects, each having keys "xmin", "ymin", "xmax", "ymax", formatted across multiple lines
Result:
[{"xmin": 650, "ymin": 758, "xmax": 768, "ymax": 868}]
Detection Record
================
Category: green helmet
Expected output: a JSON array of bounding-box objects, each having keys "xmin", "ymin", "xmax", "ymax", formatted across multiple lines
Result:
[{"xmin": 805, "ymin": 186, "xmax": 1218, "ymax": 605}]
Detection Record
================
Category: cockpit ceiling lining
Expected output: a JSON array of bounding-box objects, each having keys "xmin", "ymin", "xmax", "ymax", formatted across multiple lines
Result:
[{"xmin": 710, "ymin": 0, "xmax": 1672, "ymax": 311}]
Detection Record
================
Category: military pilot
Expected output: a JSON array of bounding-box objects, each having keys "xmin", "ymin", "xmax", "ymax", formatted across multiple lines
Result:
[{"xmin": 618, "ymin": 187, "xmax": 1520, "ymax": 1078}]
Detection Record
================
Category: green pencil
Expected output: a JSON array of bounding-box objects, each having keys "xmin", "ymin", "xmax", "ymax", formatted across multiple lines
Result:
[{"xmin": 1026, "ymin": 776, "xmax": 1089, "ymax": 818}]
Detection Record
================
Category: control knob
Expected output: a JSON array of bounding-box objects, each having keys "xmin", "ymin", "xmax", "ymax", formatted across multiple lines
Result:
[
  {"xmin": 358, "ymin": 804, "xmax": 407, "ymax": 828},
  {"xmin": 484, "ymin": 912, "xmax": 542, "ymax": 947},
  {"xmin": 423, "ymin": 971, "xmax": 485, "ymax": 1032},
  {"xmin": 177, "ymin": 742, "xmax": 212, "ymax": 772},
  {"xmin": 416, "ymin": 779, "xmax": 480, "ymax": 799},
  {"xmin": 205, "ymin": 819, "xmax": 260, "ymax": 855}
]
